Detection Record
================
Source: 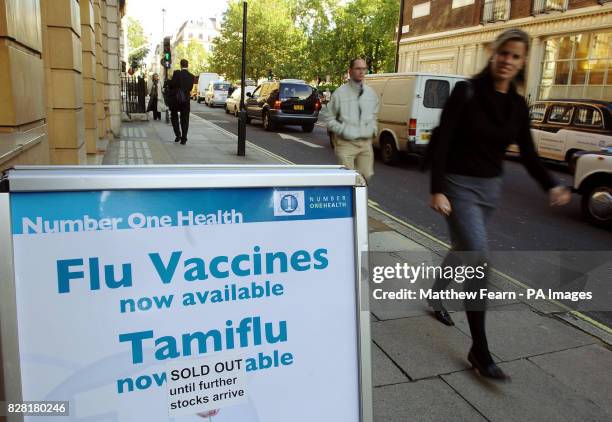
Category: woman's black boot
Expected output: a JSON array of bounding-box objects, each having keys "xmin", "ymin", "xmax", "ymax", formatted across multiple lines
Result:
[
  {"xmin": 468, "ymin": 350, "xmax": 509, "ymax": 381},
  {"xmin": 427, "ymin": 299, "xmax": 455, "ymax": 326}
]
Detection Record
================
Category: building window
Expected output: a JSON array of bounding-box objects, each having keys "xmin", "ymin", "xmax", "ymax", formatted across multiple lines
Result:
[
  {"xmin": 412, "ymin": 2, "xmax": 430, "ymax": 19},
  {"xmin": 482, "ymin": 0, "xmax": 510, "ymax": 23},
  {"xmin": 452, "ymin": 0, "xmax": 474, "ymax": 8},
  {"xmin": 532, "ymin": 0, "xmax": 568, "ymax": 15},
  {"xmin": 539, "ymin": 32, "xmax": 612, "ymax": 100}
]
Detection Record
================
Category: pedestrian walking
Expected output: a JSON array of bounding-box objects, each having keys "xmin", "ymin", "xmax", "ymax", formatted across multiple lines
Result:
[
  {"xmin": 427, "ymin": 28, "xmax": 571, "ymax": 380},
  {"xmin": 169, "ymin": 59, "xmax": 195, "ymax": 145},
  {"xmin": 322, "ymin": 58, "xmax": 379, "ymax": 183},
  {"xmin": 146, "ymin": 73, "xmax": 165, "ymax": 120}
]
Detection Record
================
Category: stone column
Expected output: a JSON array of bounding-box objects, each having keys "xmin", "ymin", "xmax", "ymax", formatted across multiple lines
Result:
[
  {"xmin": 0, "ymin": 0, "xmax": 49, "ymax": 171},
  {"xmin": 81, "ymin": 0, "xmax": 98, "ymax": 154},
  {"xmin": 525, "ymin": 36, "xmax": 544, "ymax": 102},
  {"xmin": 41, "ymin": 0, "xmax": 85, "ymax": 164},
  {"xmin": 456, "ymin": 45, "xmax": 465, "ymax": 75},
  {"xmin": 106, "ymin": 0, "xmax": 121, "ymax": 137},
  {"xmin": 94, "ymin": 0, "xmax": 105, "ymax": 139}
]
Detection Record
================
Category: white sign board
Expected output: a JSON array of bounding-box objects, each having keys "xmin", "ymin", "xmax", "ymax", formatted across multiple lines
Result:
[{"xmin": 0, "ymin": 166, "xmax": 371, "ymax": 422}]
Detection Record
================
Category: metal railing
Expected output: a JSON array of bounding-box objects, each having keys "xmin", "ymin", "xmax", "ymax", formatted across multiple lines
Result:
[
  {"xmin": 532, "ymin": 0, "xmax": 568, "ymax": 15},
  {"xmin": 482, "ymin": 0, "xmax": 510, "ymax": 24},
  {"xmin": 120, "ymin": 76, "xmax": 147, "ymax": 115}
]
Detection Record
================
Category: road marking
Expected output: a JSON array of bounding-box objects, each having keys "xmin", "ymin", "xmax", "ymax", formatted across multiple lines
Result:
[
  {"xmin": 278, "ymin": 133, "xmax": 323, "ymax": 148},
  {"xmin": 190, "ymin": 112, "xmax": 612, "ymax": 334}
]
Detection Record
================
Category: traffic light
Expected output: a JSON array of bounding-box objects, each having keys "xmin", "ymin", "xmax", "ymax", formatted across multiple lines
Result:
[
  {"xmin": 162, "ymin": 36, "xmax": 172, "ymax": 69},
  {"xmin": 267, "ymin": 69, "xmax": 273, "ymax": 81}
]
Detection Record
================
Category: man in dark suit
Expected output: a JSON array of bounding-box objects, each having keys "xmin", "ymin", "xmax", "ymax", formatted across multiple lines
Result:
[{"xmin": 170, "ymin": 59, "xmax": 195, "ymax": 145}]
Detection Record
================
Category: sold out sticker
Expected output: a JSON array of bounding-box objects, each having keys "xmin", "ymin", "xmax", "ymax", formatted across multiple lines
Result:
[{"xmin": 166, "ymin": 353, "xmax": 248, "ymax": 416}]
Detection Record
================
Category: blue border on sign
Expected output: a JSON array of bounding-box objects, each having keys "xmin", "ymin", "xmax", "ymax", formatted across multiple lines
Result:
[{"xmin": 11, "ymin": 187, "xmax": 354, "ymax": 235}]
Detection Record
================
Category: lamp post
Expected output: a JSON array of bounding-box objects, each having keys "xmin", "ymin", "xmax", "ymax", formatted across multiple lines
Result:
[{"xmin": 237, "ymin": 0, "xmax": 248, "ymax": 156}]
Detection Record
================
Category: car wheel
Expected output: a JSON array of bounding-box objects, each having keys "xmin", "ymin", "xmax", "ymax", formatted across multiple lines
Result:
[
  {"xmin": 381, "ymin": 136, "xmax": 400, "ymax": 165},
  {"xmin": 263, "ymin": 111, "xmax": 274, "ymax": 131},
  {"xmin": 328, "ymin": 131, "xmax": 335, "ymax": 149},
  {"xmin": 225, "ymin": 106, "xmax": 229, "ymax": 114},
  {"xmin": 197, "ymin": 98, "xmax": 201, "ymax": 104},
  {"xmin": 302, "ymin": 123, "xmax": 314, "ymax": 133},
  {"xmin": 581, "ymin": 184, "xmax": 612, "ymax": 229},
  {"xmin": 234, "ymin": 107, "xmax": 239, "ymax": 117}
]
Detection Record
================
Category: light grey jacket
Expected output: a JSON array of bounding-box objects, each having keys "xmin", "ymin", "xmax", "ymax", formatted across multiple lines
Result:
[{"xmin": 322, "ymin": 80, "xmax": 379, "ymax": 141}]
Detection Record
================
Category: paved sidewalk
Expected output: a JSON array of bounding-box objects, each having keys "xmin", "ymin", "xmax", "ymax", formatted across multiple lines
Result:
[{"xmin": 106, "ymin": 115, "xmax": 612, "ymax": 422}]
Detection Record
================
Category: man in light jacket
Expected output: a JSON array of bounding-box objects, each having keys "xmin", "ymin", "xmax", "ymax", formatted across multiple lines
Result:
[{"xmin": 322, "ymin": 58, "xmax": 379, "ymax": 182}]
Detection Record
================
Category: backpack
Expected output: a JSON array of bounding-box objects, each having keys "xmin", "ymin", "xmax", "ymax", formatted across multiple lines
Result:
[{"xmin": 420, "ymin": 80, "xmax": 473, "ymax": 172}]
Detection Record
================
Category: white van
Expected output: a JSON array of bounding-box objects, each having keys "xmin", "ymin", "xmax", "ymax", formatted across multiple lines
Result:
[
  {"xmin": 197, "ymin": 72, "xmax": 220, "ymax": 103},
  {"xmin": 365, "ymin": 72, "xmax": 467, "ymax": 164}
]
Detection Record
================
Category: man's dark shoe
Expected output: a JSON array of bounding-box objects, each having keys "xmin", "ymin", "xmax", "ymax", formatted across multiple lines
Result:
[
  {"xmin": 174, "ymin": 137, "xmax": 180, "ymax": 143},
  {"xmin": 180, "ymin": 140, "xmax": 187, "ymax": 145},
  {"xmin": 468, "ymin": 351, "xmax": 510, "ymax": 381},
  {"xmin": 427, "ymin": 299, "xmax": 455, "ymax": 326}
]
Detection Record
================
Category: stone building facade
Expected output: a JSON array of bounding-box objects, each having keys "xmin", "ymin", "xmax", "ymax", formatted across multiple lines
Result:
[
  {"xmin": 398, "ymin": 0, "xmax": 612, "ymax": 102},
  {"xmin": 0, "ymin": 0, "xmax": 126, "ymax": 171}
]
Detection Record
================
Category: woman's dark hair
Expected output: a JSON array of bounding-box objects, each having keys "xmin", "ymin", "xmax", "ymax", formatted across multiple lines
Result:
[{"xmin": 476, "ymin": 28, "xmax": 530, "ymax": 87}]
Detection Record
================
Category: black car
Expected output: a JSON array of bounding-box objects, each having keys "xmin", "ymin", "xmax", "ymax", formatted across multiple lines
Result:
[{"xmin": 245, "ymin": 79, "xmax": 321, "ymax": 132}]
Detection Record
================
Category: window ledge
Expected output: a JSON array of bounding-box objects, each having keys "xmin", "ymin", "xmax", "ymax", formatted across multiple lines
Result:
[{"xmin": 0, "ymin": 130, "xmax": 46, "ymax": 167}]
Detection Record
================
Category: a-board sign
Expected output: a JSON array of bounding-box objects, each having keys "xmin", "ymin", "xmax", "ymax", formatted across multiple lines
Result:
[{"xmin": 0, "ymin": 166, "xmax": 372, "ymax": 422}]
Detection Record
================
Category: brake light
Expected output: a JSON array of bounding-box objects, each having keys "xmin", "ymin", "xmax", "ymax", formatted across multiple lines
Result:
[
  {"xmin": 315, "ymin": 99, "xmax": 321, "ymax": 110},
  {"xmin": 274, "ymin": 100, "xmax": 281, "ymax": 110},
  {"xmin": 408, "ymin": 118, "xmax": 417, "ymax": 137}
]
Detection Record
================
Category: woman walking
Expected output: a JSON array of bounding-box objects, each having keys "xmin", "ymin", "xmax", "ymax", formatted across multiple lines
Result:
[
  {"xmin": 147, "ymin": 73, "xmax": 166, "ymax": 120},
  {"xmin": 428, "ymin": 28, "xmax": 571, "ymax": 380}
]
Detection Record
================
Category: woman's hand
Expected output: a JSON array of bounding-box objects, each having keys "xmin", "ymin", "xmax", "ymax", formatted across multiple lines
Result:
[
  {"xmin": 549, "ymin": 186, "xmax": 571, "ymax": 206},
  {"xmin": 430, "ymin": 193, "xmax": 452, "ymax": 216}
]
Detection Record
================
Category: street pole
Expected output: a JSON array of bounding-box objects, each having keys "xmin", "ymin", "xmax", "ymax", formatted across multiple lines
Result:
[
  {"xmin": 394, "ymin": 0, "xmax": 405, "ymax": 73},
  {"xmin": 162, "ymin": 9, "xmax": 170, "ymax": 124},
  {"xmin": 237, "ymin": 0, "xmax": 247, "ymax": 156}
]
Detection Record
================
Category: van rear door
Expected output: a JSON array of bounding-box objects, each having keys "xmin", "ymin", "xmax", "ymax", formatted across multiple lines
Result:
[{"xmin": 413, "ymin": 77, "xmax": 453, "ymax": 146}]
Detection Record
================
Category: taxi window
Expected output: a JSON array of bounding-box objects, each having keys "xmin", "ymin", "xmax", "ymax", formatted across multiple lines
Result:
[
  {"xmin": 547, "ymin": 105, "xmax": 572, "ymax": 124},
  {"xmin": 572, "ymin": 106, "xmax": 603, "ymax": 128},
  {"xmin": 529, "ymin": 104, "xmax": 546, "ymax": 122}
]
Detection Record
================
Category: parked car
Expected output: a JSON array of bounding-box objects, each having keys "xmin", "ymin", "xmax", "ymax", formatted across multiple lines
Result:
[
  {"xmin": 573, "ymin": 147, "xmax": 612, "ymax": 228},
  {"xmin": 204, "ymin": 81, "xmax": 231, "ymax": 107},
  {"xmin": 196, "ymin": 72, "xmax": 219, "ymax": 103},
  {"xmin": 526, "ymin": 99, "xmax": 612, "ymax": 166},
  {"xmin": 225, "ymin": 86, "xmax": 256, "ymax": 116},
  {"xmin": 364, "ymin": 72, "xmax": 467, "ymax": 164},
  {"xmin": 244, "ymin": 79, "xmax": 321, "ymax": 132}
]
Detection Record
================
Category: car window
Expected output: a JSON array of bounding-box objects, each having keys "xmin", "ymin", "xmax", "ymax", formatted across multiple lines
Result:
[
  {"xmin": 214, "ymin": 83, "xmax": 231, "ymax": 91},
  {"xmin": 423, "ymin": 79, "xmax": 450, "ymax": 108},
  {"xmin": 279, "ymin": 83, "xmax": 313, "ymax": 100},
  {"xmin": 251, "ymin": 86, "xmax": 262, "ymax": 98},
  {"xmin": 547, "ymin": 105, "xmax": 573, "ymax": 124},
  {"xmin": 573, "ymin": 106, "xmax": 603, "ymax": 127},
  {"xmin": 529, "ymin": 103, "xmax": 547, "ymax": 122}
]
